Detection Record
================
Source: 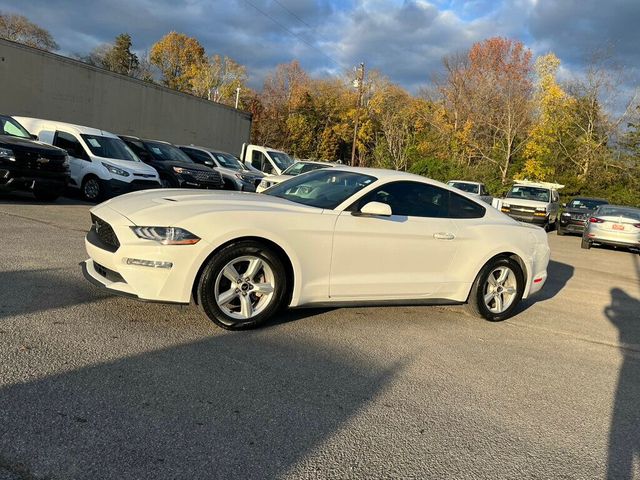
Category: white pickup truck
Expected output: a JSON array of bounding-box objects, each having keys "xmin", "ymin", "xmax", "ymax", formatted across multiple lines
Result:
[
  {"xmin": 239, "ymin": 144, "xmax": 295, "ymax": 176},
  {"xmin": 493, "ymin": 179, "xmax": 564, "ymax": 231}
]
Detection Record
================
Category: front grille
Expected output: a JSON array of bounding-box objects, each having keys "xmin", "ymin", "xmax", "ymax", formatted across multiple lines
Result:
[
  {"xmin": 90, "ymin": 214, "xmax": 120, "ymax": 251},
  {"xmin": 14, "ymin": 150, "xmax": 68, "ymax": 173},
  {"xmin": 571, "ymin": 213, "xmax": 586, "ymax": 221},
  {"xmin": 511, "ymin": 206, "xmax": 536, "ymax": 214},
  {"xmin": 131, "ymin": 179, "xmax": 160, "ymax": 187},
  {"xmin": 188, "ymin": 169, "xmax": 221, "ymax": 182},
  {"xmin": 133, "ymin": 173, "xmax": 156, "ymax": 178}
]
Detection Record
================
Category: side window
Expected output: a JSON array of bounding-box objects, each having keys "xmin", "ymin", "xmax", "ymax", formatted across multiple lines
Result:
[
  {"xmin": 251, "ymin": 151, "xmax": 265, "ymax": 170},
  {"xmin": 54, "ymin": 131, "xmax": 88, "ymax": 160},
  {"xmin": 355, "ymin": 181, "xmax": 449, "ymax": 218},
  {"xmin": 449, "ymin": 191, "xmax": 486, "ymax": 219},
  {"xmin": 182, "ymin": 148, "xmax": 212, "ymax": 165}
]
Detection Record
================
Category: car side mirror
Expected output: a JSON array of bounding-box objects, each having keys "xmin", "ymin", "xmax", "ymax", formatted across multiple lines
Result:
[
  {"xmin": 30, "ymin": 134, "xmax": 38, "ymax": 140},
  {"xmin": 357, "ymin": 201, "xmax": 392, "ymax": 217},
  {"xmin": 561, "ymin": 203, "xmax": 566, "ymax": 208},
  {"xmin": 204, "ymin": 160, "xmax": 214, "ymax": 167}
]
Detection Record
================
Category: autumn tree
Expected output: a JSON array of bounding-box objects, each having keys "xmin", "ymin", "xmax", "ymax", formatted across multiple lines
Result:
[
  {"xmin": 0, "ymin": 12, "xmax": 57, "ymax": 51},
  {"xmin": 150, "ymin": 32, "xmax": 205, "ymax": 92},
  {"xmin": 191, "ymin": 55, "xmax": 247, "ymax": 106}
]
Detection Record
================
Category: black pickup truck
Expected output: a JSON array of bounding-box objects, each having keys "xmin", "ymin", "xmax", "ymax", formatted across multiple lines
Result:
[{"xmin": 0, "ymin": 115, "xmax": 69, "ymax": 201}]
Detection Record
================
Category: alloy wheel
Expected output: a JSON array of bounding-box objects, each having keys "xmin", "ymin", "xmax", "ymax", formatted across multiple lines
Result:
[
  {"xmin": 84, "ymin": 179, "xmax": 100, "ymax": 200},
  {"xmin": 214, "ymin": 255, "xmax": 275, "ymax": 322},
  {"xmin": 483, "ymin": 266, "xmax": 518, "ymax": 314}
]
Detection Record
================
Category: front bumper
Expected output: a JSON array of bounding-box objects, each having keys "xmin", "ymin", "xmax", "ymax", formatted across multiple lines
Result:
[
  {"xmin": 101, "ymin": 178, "xmax": 160, "ymax": 197},
  {"xmin": 506, "ymin": 212, "xmax": 547, "ymax": 226},
  {"xmin": 0, "ymin": 167, "xmax": 68, "ymax": 193},
  {"xmin": 82, "ymin": 206, "xmax": 209, "ymax": 303}
]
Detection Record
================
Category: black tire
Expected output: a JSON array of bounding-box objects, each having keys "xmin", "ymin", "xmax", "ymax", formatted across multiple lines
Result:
[
  {"xmin": 556, "ymin": 226, "xmax": 565, "ymax": 236},
  {"xmin": 466, "ymin": 256, "xmax": 525, "ymax": 322},
  {"xmin": 197, "ymin": 241, "xmax": 288, "ymax": 330},
  {"xmin": 581, "ymin": 237, "xmax": 591, "ymax": 249},
  {"xmin": 81, "ymin": 175, "xmax": 102, "ymax": 202},
  {"xmin": 33, "ymin": 188, "xmax": 61, "ymax": 202}
]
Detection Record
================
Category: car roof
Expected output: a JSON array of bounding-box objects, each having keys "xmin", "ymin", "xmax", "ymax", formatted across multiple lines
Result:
[
  {"xmin": 448, "ymin": 180, "xmax": 480, "ymax": 185},
  {"xmin": 597, "ymin": 204, "xmax": 640, "ymax": 212},
  {"xmin": 328, "ymin": 165, "xmax": 444, "ymax": 183},
  {"xmin": 13, "ymin": 117, "xmax": 119, "ymax": 138},
  {"xmin": 178, "ymin": 145, "xmax": 232, "ymax": 155},
  {"xmin": 571, "ymin": 196, "xmax": 608, "ymax": 202}
]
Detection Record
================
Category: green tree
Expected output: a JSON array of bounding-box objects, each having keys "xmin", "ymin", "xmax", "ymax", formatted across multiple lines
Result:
[
  {"xmin": 0, "ymin": 12, "xmax": 58, "ymax": 51},
  {"xmin": 191, "ymin": 55, "xmax": 247, "ymax": 106}
]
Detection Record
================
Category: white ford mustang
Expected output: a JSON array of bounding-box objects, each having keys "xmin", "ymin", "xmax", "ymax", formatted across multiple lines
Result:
[{"xmin": 82, "ymin": 167, "xmax": 550, "ymax": 329}]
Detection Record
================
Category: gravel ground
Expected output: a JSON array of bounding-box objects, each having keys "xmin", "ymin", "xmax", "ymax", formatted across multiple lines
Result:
[{"xmin": 0, "ymin": 191, "xmax": 638, "ymax": 480}]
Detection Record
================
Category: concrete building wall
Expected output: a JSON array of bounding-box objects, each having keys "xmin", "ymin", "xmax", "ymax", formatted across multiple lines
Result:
[{"xmin": 0, "ymin": 39, "xmax": 251, "ymax": 155}]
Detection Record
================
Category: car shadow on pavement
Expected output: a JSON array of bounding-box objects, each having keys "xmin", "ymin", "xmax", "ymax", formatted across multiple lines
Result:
[
  {"xmin": 0, "ymin": 268, "xmax": 111, "ymax": 320},
  {"xmin": 0, "ymin": 190, "xmax": 91, "ymax": 206},
  {"xmin": 0, "ymin": 332, "xmax": 405, "ymax": 479},
  {"xmin": 606, "ymin": 256, "xmax": 640, "ymax": 479},
  {"xmin": 516, "ymin": 259, "xmax": 574, "ymax": 314}
]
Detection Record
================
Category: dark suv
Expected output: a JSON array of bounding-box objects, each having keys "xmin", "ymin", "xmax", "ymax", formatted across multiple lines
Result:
[
  {"xmin": 557, "ymin": 197, "xmax": 609, "ymax": 235},
  {"xmin": 0, "ymin": 115, "xmax": 69, "ymax": 201},
  {"xmin": 119, "ymin": 136, "xmax": 223, "ymax": 190}
]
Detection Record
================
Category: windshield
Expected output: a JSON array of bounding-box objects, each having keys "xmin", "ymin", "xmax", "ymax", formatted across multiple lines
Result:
[
  {"xmin": 283, "ymin": 162, "xmax": 331, "ymax": 176},
  {"xmin": 506, "ymin": 186, "xmax": 550, "ymax": 202},
  {"xmin": 448, "ymin": 181, "xmax": 479, "ymax": 194},
  {"xmin": 268, "ymin": 151, "xmax": 294, "ymax": 171},
  {"xmin": 0, "ymin": 116, "xmax": 31, "ymax": 139},
  {"xmin": 596, "ymin": 206, "xmax": 640, "ymax": 221},
  {"xmin": 212, "ymin": 152, "xmax": 246, "ymax": 171},
  {"xmin": 81, "ymin": 134, "xmax": 140, "ymax": 161},
  {"xmin": 265, "ymin": 169, "xmax": 376, "ymax": 209},
  {"xmin": 144, "ymin": 141, "xmax": 193, "ymax": 163},
  {"xmin": 568, "ymin": 198, "xmax": 608, "ymax": 210}
]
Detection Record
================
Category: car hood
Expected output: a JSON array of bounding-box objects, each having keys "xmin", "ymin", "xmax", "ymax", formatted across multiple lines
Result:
[
  {"xmin": 564, "ymin": 207, "xmax": 594, "ymax": 215},
  {"xmin": 99, "ymin": 157, "xmax": 158, "ymax": 176},
  {"xmin": 216, "ymin": 166, "xmax": 262, "ymax": 179},
  {"xmin": 263, "ymin": 174, "xmax": 292, "ymax": 183},
  {"xmin": 503, "ymin": 198, "xmax": 548, "ymax": 208},
  {"xmin": 97, "ymin": 188, "xmax": 321, "ymax": 225},
  {"xmin": 152, "ymin": 160, "xmax": 213, "ymax": 172},
  {"xmin": 0, "ymin": 134, "xmax": 66, "ymax": 156}
]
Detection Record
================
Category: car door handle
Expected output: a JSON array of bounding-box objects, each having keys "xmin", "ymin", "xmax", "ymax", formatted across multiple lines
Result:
[{"xmin": 433, "ymin": 232, "xmax": 455, "ymax": 240}]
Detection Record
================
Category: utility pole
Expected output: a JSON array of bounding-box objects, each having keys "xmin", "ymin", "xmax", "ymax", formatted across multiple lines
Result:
[
  {"xmin": 235, "ymin": 87, "xmax": 241, "ymax": 109},
  {"xmin": 350, "ymin": 62, "xmax": 365, "ymax": 166}
]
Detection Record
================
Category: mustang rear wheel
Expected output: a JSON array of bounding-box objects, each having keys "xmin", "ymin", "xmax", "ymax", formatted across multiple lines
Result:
[
  {"xmin": 197, "ymin": 241, "xmax": 287, "ymax": 330},
  {"xmin": 466, "ymin": 257, "xmax": 524, "ymax": 321}
]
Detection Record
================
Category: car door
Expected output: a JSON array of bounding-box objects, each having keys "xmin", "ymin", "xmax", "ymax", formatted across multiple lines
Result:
[
  {"xmin": 329, "ymin": 181, "xmax": 460, "ymax": 300},
  {"xmin": 53, "ymin": 130, "xmax": 90, "ymax": 186}
]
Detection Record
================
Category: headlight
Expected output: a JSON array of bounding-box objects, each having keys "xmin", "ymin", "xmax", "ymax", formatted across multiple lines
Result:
[
  {"xmin": 130, "ymin": 226, "xmax": 200, "ymax": 245},
  {"xmin": 102, "ymin": 162, "xmax": 130, "ymax": 177},
  {"xmin": 259, "ymin": 180, "xmax": 269, "ymax": 188},
  {"xmin": 534, "ymin": 207, "xmax": 547, "ymax": 217},
  {"xmin": 0, "ymin": 147, "xmax": 15, "ymax": 161},
  {"xmin": 173, "ymin": 166, "xmax": 186, "ymax": 174},
  {"xmin": 561, "ymin": 212, "xmax": 571, "ymax": 217},
  {"xmin": 235, "ymin": 173, "xmax": 251, "ymax": 182}
]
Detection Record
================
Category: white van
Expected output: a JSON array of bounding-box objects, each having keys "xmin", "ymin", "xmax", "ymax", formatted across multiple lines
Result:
[{"xmin": 15, "ymin": 117, "xmax": 160, "ymax": 201}]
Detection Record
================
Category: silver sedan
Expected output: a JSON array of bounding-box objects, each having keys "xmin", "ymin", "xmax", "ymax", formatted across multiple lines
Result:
[{"xmin": 582, "ymin": 205, "xmax": 640, "ymax": 250}]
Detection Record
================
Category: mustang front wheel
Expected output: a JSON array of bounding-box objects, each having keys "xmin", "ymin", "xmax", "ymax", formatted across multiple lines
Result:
[{"xmin": 197, "ymin": 241, "xmax": 287, "ymax": 330}]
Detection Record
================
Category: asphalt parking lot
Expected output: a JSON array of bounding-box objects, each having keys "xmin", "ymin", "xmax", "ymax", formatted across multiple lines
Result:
[{"xmin": 0, "ymin": 193, "xmax": 638, "ymax": 480}]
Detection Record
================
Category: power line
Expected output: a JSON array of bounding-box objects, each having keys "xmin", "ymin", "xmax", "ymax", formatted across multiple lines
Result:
[
  {"xmin": 271, "ymin": 0, "xmax": 314, "ymax": 30},
  {"xmin": 242, "ymin": 0, "xmax": 346, "ymax": 70}
]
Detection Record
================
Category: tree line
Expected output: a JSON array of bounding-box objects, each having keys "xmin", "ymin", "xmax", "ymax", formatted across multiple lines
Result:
[{"xmin": 1, "ymin": 12, "xmax": 638, "ymax": 204}]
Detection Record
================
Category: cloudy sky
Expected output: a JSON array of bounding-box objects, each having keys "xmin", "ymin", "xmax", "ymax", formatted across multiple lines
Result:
[{"xmin": 1, "ymin": 0, "xmax": 639, "ymax": 95}]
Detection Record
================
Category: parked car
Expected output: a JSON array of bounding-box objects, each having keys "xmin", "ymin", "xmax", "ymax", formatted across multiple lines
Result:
[
  {"xmin": 178, "ymin": 145, "xmax": 263, "ymax": 191},
  {"xmin": 496, "ymin": 180, "xmax": 563, "ymax": 231},
  {"xmin": 256, "ymin": 160, "xmax": 334, "ymax": 192},
  {"xmin": 0, "ymin": 115, "xmax": 69, "ymax": 201},
  {"xmin": 557, "ymin": 197, "xmax": 609, "ymax": 236},
  {"xmin": 239, "ymin": 143, "xmax": 294, "ymax": 176},
  {"xmin": 582, "ymin": 205, "xmax": 640, "ymax": 250},
  {"xmin": 16, "ymin": 117, "xmax": 160, "ymax": 201},
  {"xmin": 447, "ymin": 180, "xmax": 493, "ymax": 204},
  {"xmin": 119, "ymin": 136, "xmax": 223, "ymax": 190},
  {"xmin": 81, "ymin": 167, "xmax": 550, "ymax": 330}
]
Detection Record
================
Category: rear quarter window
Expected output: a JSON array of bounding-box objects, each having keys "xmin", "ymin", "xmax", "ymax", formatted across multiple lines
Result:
[{"xmin": 449, "ymin": 191, "xmax": 486, "ymax": 219}]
